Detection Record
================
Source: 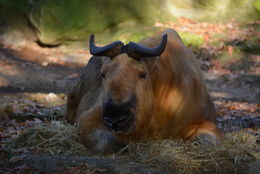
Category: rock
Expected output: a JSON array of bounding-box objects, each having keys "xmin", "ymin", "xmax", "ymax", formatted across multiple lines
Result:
[{"xmin": 28, "ymin": 0, "xmax": 161, "ymax": 45}]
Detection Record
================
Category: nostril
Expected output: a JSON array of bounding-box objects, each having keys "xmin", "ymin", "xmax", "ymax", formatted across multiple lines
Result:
[
  {"xmin": 103, "ymin": 116, "xmax": 110, "ymax": 121},
  {"xmin": 110, "ymin": 119, "xmax": 118, "ymax": 124},
  {"xmin": 104, "ymin": 120, "xmax": 112, "ymax": 127},
  {"xmin": 103, "ymin": 117, "xmax": 112, "ymax": 126},
  {"xmin": 108, "ymin": 122, "xmax": 113, "ymax": 127},
  {"xmin": 118, "ymin": 115, "xmax": 131, "ymax": 126},
  {"xmin": 119, "ymin": 115, "xmax": 128, "ymax": 121}
]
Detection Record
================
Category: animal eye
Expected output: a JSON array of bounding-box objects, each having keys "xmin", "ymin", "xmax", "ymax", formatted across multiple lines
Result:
[{"xmin": 139, "ymin": 72, "xmax": 147, "ymax": 80}]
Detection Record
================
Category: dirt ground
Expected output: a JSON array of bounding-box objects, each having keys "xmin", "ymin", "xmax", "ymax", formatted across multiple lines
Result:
[{"xmin": 0, "ymin": 20, "xmax": 259, "ymax": 173}]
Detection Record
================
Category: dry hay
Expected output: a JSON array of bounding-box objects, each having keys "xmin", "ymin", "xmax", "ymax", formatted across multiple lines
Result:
[
  {"xmin": 127, "ymin": 133, "xmax": 259, "ymax": 174},
  {"xmin": 13, "ymin": 121, "xmax": 259, "ymax": 174},
  {"xmin": 13, "ymin": 121, "xmax": 89, "ymax": 155}
]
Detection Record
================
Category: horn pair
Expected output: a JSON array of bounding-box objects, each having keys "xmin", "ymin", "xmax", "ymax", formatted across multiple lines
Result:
[{"xmin": 89, "ymin": 34, "xmax": 167, "ymax": 60}]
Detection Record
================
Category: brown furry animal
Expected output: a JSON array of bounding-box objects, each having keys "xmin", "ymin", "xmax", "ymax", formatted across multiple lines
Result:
[{"xmin": 65, "ymin": 29, "xmax": 221, "ymax": 154}]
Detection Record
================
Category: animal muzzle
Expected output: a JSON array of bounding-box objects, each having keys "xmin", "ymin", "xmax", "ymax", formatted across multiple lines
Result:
[{"xmin": 102, "ymin": 96, "xmax": 136, "ymax": 133}]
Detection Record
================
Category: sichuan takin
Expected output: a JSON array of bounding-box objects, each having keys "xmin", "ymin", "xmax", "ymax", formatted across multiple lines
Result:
[{"xmin": 65, "ymin": 29, "xmax": 221, "ymax": 154}]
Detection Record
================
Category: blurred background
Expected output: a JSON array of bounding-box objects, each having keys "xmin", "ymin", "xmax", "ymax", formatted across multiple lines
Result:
[{"xmin": 1, "ymin": 0, "xmax": 260, "ymax": 46}]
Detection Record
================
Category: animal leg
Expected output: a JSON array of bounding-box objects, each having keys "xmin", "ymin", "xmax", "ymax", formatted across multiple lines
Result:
[
  {"xmin": 65, "ymin": 86, "xmax": 80, "ymax": 123},
  {"xmin": 78, "ymin": 109, "xmax": 126, "ymax": 154},
  {"xmin": 193, "ymin": 122, "xmax": 222, "ymax": 146},
  {"xmin": 196, "ymin": 132, "xmax": 220, "ymax": 146}
]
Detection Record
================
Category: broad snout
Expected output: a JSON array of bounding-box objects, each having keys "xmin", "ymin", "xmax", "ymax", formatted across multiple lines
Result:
[{"xmin": 102, "ymin": 96, "xmax": 136, "ymax": 133}]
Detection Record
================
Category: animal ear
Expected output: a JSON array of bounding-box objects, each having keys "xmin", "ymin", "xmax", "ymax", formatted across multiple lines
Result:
[
  {"xmin": 126, "ymin": 34, "xmax": 167, "ymax": 60},
  {"xmin": 89, "ymin": 34, "xmax": 125, "ymax": 58}
]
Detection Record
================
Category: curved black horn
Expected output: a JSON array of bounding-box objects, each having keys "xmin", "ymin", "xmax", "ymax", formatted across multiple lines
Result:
[
  {"xmin": 126, "ymin": 34, "xmax": 167, "ymax": 60},
  {"xmin": 89, "ymin": 34, "xmax": 124, "ymax": 58}
]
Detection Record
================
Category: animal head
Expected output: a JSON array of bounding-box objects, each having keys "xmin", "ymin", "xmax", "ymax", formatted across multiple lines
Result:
[{"xmin": 89, "ymin": 34, "xmax": 167, "ymax": 134}]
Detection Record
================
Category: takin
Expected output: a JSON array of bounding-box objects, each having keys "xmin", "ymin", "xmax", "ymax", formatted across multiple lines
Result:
[{"xmin": 65, "ymin": 29, "xmax": 222, "ymax": 154}]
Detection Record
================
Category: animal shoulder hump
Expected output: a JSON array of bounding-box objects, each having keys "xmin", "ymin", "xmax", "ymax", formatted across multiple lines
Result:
[
  {"xmin": 80, "ymin": 56, "xmax": 104, "ymax": 84},
  {"xmin": 163, "ymin": 28, "xmax": 182, "ymax": 42}
]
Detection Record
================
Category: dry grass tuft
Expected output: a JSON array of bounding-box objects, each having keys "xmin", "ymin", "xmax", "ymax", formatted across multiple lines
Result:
[
  {"xmin": 127, "ymin": 132, "xmax": 259, "ymax": 174},
  {"xmin": 13, "ymin": 121, "xmax": 259, "ymax": 174},
  {"xmin": 13, "ymin": 121, "xmax": 89, "ymax": 155}
]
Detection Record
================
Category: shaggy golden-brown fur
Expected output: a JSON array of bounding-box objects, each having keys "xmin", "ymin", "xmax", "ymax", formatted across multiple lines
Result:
[{"xmin": 65, "ymin": 29, "xmax": 221, "ymax": 153}]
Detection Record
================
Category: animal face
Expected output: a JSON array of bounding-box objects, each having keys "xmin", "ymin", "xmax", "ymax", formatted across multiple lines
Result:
[
  {"xmin": 89, "ymin": 34, "xmax": 167, "ymax": 134},
  {"xmin": 100, "ymin": 55, "xmax": 149, "ymax": 133}
]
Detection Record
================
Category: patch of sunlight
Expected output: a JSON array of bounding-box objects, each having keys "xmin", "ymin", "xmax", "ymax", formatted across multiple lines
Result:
[
  {"xmin": 22, "ymin": 93, "xmax": 66, "ymax": 107},
  {"xmin": 0, "ymin": 63, "xmax": 23, "ymax": 76},
  {"xmin": 96, "ymin": 21, "xmax": 160, "ymax": 44},
  {"xmin": 165, "ymin": 0, "xmax": 257, "ymax": 21},
  {"xmin": 0, "ymin": 30, "xmax": 27, "ymax": 48},
  {"xmin": 0, "ymin": 76, "xmax": 9, "ymax": 87},
  {"xmin": 179, "ymin": 32, "xmax": 204, "ymax": 47},
  {"xmin": 165, "ymin": 0, "xmax": 205, "ymax": 19},
  {"xmin": 210, "ymin": 91, "xmax": 231, "ymax": 98}
]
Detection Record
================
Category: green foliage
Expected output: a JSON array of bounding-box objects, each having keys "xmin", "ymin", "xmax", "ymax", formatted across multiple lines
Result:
[
  {"xmin": 0, "ymin": 0, "xmax": 29, "ymax": 14},
  {"xmin": 95, "ymin": 21, "xmax": 161, "ymax": 44},
  {"xmin": 94, "ymin": 23, "xmax": 204, "ymax": 48},
  {"xmin": 219, "ymin": 47, "xmax": 243, "ymax": 63},
  {"xmin": 254, "ymin": 0, "xmax": 260, "ymax": 12},
  {"xmin": 179, "ymin": 32, "xmax": 204, "ymax": 47}
]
